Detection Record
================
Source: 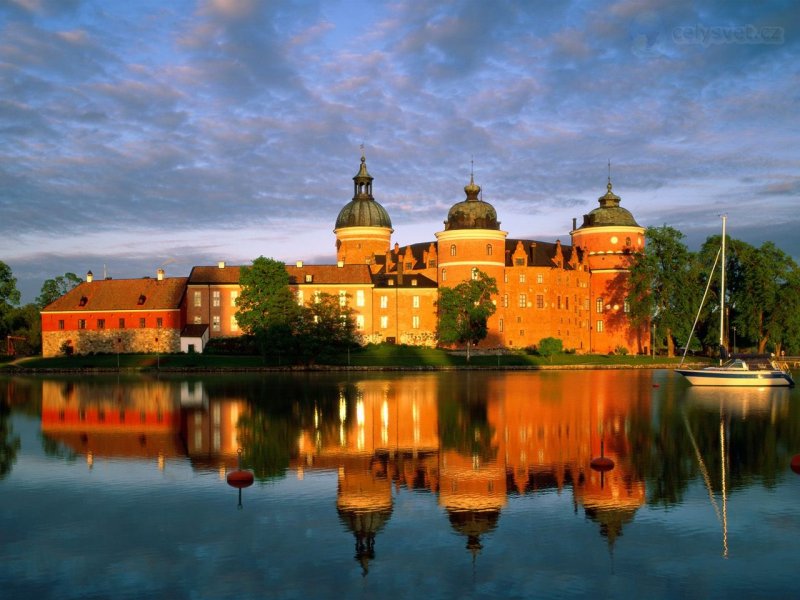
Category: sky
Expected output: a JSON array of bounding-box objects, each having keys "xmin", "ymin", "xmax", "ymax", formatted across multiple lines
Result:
[{"xmin": 1, "ymin": 0, "xmax": 798, "ymax": 303}]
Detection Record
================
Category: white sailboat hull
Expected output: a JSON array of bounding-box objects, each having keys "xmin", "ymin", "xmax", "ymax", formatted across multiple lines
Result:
[{"xmin": 676, "ymin": 368, "xmax": 794, "ymax": 387}]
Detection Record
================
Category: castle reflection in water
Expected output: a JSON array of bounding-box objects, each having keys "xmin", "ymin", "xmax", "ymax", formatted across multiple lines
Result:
[{"xmin": 37, "ymin": 372, "xmax": 651, "ymax": 562}]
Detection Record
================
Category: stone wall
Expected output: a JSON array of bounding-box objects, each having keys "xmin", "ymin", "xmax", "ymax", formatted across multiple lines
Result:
[{"xmin": 42, "ymin": 329, "xmax": 181, "ymax": 357}]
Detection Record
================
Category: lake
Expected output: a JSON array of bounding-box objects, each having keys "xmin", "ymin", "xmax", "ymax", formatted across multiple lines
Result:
[{"xmin": 1, "ymin": 369, "xmax": 799, "ymax": 599}]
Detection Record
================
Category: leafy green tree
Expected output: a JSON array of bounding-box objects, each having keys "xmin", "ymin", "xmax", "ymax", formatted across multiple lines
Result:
[
  {"xmin": 235, "ymin": 257, "xmax": 300, "ymax": 356},
  {"xmin": 627, "ymin": 226, "xmax": 701, "ymax": 357},
  {"xmin": 295, "ymin": 292, "xmax": 359, "ymax": 364},
  {"xmin": 0, "ymin": 261, "xmax": 21, "ymax": 342},
  {"xmin": 725, "ymin": 240, "xmax": 800, "ymax": 354},
  {"xmin": 537, "ymin": 337, "xmax": 563, "ymax": 362},
  {"xmin": 6, "ymin": 303, "xmax": 42, "ymax": 355},
  {"xmin": 36, "ymin": 272, "xmax": 82, "ymax": 308},
  {"xmin": 437, "ymin": 271, "xmax": 498, "ymax": 361}
]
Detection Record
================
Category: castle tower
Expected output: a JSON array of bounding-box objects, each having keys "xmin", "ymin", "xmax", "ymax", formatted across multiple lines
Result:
[
  {"xmin": 570, "ymin": 175, "xmax": 646, "ymax": 354},
  {"xmin": 334, "ymin": 153, "xmax": 393, "ymax": 267}
]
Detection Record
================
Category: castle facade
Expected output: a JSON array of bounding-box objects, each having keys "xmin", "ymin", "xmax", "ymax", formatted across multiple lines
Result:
[{"xmin": 41, "ymin": 155, "xmax": 648, "ymax": 356}]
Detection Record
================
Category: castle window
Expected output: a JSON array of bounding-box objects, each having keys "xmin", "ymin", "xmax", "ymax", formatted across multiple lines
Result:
[
  {"xmin": 356, "ymin": 315, "xmax": 365, "ymax": 330},
  {"xmin": 194, "ymin": 291, "xmax": 201, "ymax": 307},
  {"xmin": 596, "ymin": 298, "xmax": 604, "ymax": 313},
  {"xmin": 626, "ymin": 237, "xmax": 632, "ymax": 247},
  {"xmin": 212, "ymin": 316, "xmax": 220, "ymax": 332},
  {"xmin": 194, "ymin": 316, "xmax": 201, "ymax": 324},
  {"xmin": 441, "ymin": 269, "xmax": 447, "ymax": 281},
  {"xmin": 118, "ymin": 318, "xmax": 125, "ymax": 329},
  {"xmin": 503, "ymin": 294, "xmax": 508, "ymax": 308},
  {"xmin": 565, "ymin": 297, "xmax": 569, "ymax": 310},
  {"xmin": 339, "ymin": 291, "xmax": 347, "ymax": 307},
  {"xmin": 519, "ymin": 273, "xmax": 526, "ymax": 283},
  {"xmin": 305, "ymin": 274, "xmax": 313, "ymax": 283},
  {"xmin": 450, "ymin": 244, "xmax": 457, "ymax": 257},
  {"xmin": 518, "ymin": 293, "xmax": 527, "ymax": 308},
  {"xmin": 137, "ymin": 294, "xmax": 146, "ymax": 305},
  {"xmin": 471, "ymin": 268, "xmax": 478, "ymax": 280},
  {"xmin": 537, "ymin": 274, "xmax": 543, "ymax": 284},
  {"xmin": 413, "ymin": 295, "xmax": 420, "ymax": 308},
  {"xmin": 139, "ymin": 318, "xmax": 146, "ymax": 328},
  {"xmin": 536, "ymin": 295, "xmax": 544, "ymax": 309},
  {"xmin": 78, "ymin": 319, "xmax": 86, "ymax": 330},
  {"xmin": 297, "ymin": 290, "xmax": 304, "ymax": 305},
  {"xmin": 356, "ymin": 290, "xmax": 365, "ymax": 307},
  {"xmin": 380, "ymin": 295, "xmax": 388, "ymax": 309},
  {"xmin": 499, "ymin": 319, "xmax": 504, "ymax": 332},
  {"xmin": 557, "ymin": 296, "xmax": 561, "ymax": 310},
  {"xmin": 58, "ymin": 319, "xmax": 65, "ymax": 330},
  {"xmin": 79, "ymin": 296, "xmax": 88, "ymax": 307},
  {"xmin": 412, "ymin": 315, "xmax": 420, "ymax": 329},
  {"xmin": 380, "ymin": 316, "xmax": 388, "ymax": 329},
  {"xmin": 487, "ymin": 244, "xmax": 493, "ymax": 256},
  {"xmin": 411, "ymin": 279, "xmax": 417, "ymax": 286},
  {"xmin": 156, "ymin": 318, "xmax": 163, "ymax": 329},
  {"xmin": 231, "ymin": 291, "xmax": 238, "ymax": 306},
  {"xmin": 596, "ymin": 320, "xmax": 604, "ymax": 333},
  {"xmin": 212, "ymin": 291, "xmax": 220, "ymax": 307},
  {"xmin": 405, "ymin": 262, "xmax": 412, "ymax": 269},
  {"xmin": 515, "ymin": 258, "xmax": 524, "ymax": 266},
  {"xmin": 98, "ymin": 319, "xmax": 105, "ymax": 329},
  {"xmin": 428, "ymin": 260, "xmax": 436, "ymax": 268},
  {"xmin": 624, "ymin": 299, "xmax": 630, "ymax": 313},
  {"xmin": 388, "ymin": 279, "xmax": 394, "ymax": 286}
]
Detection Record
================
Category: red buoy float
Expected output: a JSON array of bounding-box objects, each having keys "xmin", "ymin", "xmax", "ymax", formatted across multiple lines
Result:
[
  {"xmin": 791, "ymin": 455, "xmax": 800, "ymax": 475},
  {"xmin": 227, "ymin": 469, "xmax": 254, "ymax": 488},
  {"xmin": 590, "ymin": 456, "xmax": 615, "ymax": 472}
]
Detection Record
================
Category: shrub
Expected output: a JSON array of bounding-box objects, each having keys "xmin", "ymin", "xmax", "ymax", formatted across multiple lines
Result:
[
  {"xmin": 537, "ymin": 337, "xmax": 563, "ymax": 362},
  {"xmin": 614, "ymin": 345, "xmax": 629, "ymax": 356}
]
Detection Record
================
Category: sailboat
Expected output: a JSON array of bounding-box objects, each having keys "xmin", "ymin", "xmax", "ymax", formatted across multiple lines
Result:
[{"xmin": 676, "ymin": 216, "xmax": 795, "ymax": 387}]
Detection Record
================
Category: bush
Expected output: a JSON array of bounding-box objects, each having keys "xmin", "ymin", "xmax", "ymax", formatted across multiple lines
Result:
[
  {"xmin": 537, "ymin": 337, "xmax": 563, "ymax": 361},
  {"xmin": 614, "ymin": 345, "xmax": 629, "ymax": 356}
]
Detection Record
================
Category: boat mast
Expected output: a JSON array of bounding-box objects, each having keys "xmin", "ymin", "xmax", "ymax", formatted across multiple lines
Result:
[{"xmin": 719, "ymin": 215, "xmax": 727, "ymax": 365}]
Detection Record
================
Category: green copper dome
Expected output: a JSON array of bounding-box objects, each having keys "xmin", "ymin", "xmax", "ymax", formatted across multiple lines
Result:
[
  {"xmin": 335, "ymin": 155, "xmax": 393, "ymax": 229},
  {"xmin": 444, "ymin": 174, "xmax": 500, "ymax": 230},
  {"xmin": 579, "ymin": 181, "xmax": 639, "ymax": 228}
]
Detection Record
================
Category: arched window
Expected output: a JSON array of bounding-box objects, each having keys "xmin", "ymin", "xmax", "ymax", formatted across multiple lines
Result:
[
  {"xmin": 596, "ymin": 297, "xmax": 604, "ymax": 313},
  {"xmin": 441, "ymin": 268, "xmax": 447, "ymax": 281},
  {"xmin": 450, "ymin": 244, "xmax": 457, "ymax": 256},
  {"xmin": 486, "ymin": 244, "xmax": 493, "ymax": 256},
  {"xmin": 625, "ymin": 237, "xmax": 632, "ymax": 247}
]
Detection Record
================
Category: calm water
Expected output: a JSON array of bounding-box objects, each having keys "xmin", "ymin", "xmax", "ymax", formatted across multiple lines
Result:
[{"xmin": 2, "ymin": 370, "xmax": 799, "ymax": 599}]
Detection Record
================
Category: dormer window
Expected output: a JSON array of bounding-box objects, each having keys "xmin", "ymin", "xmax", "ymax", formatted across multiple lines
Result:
[
  {"xmin": 78, "ymin": 296, "xmax": 88, "ymax": 307},
  {"xmin": 411, "ymin": 279, "xmax": 417, "ymax": 286},
  {"xmin": 305, "ymin": 274, "xmax": 313, "ymax": 283},
  {"xmin": 388, "ymin": 279, "xmax": 394, "ymax": 286},
  {"xmin": 137, "ymin": 294, "xmax": 146, "ymax": 305}
]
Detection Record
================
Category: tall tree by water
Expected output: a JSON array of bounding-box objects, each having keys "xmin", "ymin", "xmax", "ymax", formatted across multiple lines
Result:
[
  {"xmin": 627, "ymin": 226, "xmax": 700, "ymax": 356},
  {"xmin": 235, "ymin": 257, "xmax": 300, "ymax": 355},
  {"xmin": 725, "ymin": 239, "xmax": 800, "ymax": 354},
  {"xmin": 36, "ymin": 273, "xmax": 82, "ymax": 308},
  {"xmin": 0, "ymin": 261, "xmax": 21, "ymax": 340},
  {"xmin": 437, "ymin": 271, "xmax": 498, "ymax": 361}
]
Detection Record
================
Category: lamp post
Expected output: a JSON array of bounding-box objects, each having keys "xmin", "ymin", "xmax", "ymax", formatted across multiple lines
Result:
[{"xmin": 733, "ymin": 326, "xmax": 736, "ymax": 354}]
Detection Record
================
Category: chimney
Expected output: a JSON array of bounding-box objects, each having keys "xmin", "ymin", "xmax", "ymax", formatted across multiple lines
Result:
[
  {"xmin": 296, "ymin": 260, "xmax": 303, "ymax": 268},
  {"xmin": 572, "ymin": 217, "xmax": 577, "ymax": 231},
  {"xmin": 157, "ymin": 268, "xmax": 164, "ymax": 281},
  {"xmin": 218, "ymin": 261, "xmax": 226, "ymax": 269},
  {"xmin": 337, "ymin": 260, "xmax": 344, "ymax": 268},
  {"xmin": 86, "ymin": 270, "xmax": 93, "ymax": 283}
]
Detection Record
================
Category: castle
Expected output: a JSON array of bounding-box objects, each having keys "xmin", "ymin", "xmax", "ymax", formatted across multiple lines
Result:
[{"xmin": 41, "ymin": 154, "xmax": 648, "ymax": 357}]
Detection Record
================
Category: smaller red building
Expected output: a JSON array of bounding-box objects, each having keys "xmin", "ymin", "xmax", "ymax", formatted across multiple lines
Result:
[{"xmin": 41, "ymin": 270, "xmax": 187, "ymax": 357}]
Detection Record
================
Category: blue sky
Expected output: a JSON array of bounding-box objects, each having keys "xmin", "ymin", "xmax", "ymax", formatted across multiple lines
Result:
[{"xmin": 1, "ymin": 0, "xmax": 798, "ymax": 302}]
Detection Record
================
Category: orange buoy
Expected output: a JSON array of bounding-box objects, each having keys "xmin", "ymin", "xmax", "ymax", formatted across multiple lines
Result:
[
  {"xmin": 791, "ymin": 455, "xmax": 800, "ymax": 475},
  {"xmin": 653, "ymin": 384, "xmax": 660, "ymax": 388},
  {"xmin": 227, "ymin": 469, "xmax": 254, "ymax": 488}
]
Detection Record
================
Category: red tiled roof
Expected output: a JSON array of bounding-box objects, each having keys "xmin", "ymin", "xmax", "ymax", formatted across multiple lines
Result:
[
  {"xmin": 42, "ymin": 277, "xmax": 188, "ymax": 312},
  {"xmin": 286, "ymin": 264, "xmax": 374, "ymax": 285},
  {"xmin": 188, "ymin": 265, "xmax": 242, "ymax": 284}
]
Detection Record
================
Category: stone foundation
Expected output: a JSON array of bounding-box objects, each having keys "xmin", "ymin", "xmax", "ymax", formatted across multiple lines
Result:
[{"xmin": 42, "ymin": 329, "xmax": 181, "ymax": 357}]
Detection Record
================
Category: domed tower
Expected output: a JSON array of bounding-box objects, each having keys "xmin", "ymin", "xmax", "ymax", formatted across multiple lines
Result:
[
  {"xmin": 334, "ymin": 153, "xmax": 393, "ymax": 266},
  {"xmin": 571, "ymin": 173, "xmax": 646, "ymax": 354},
  {"xmin": 435, "ymin": 173, "xmax": 507, "ymax": 287}
]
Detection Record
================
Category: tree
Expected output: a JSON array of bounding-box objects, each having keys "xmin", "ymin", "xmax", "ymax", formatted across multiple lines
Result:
[
  {"xmin": 0, "ymin": 261, "xmax": 21, "ymax": 341},
  {"xmin": 437, "ymin": 271, "xmax": 498, "ymax": 361},
  {"xmin": 295, "ymin": 292, "xmax": 359, "ymax": 364},
  {"xmin": 627, "ymin": 226, "xmax": 701, "ymax": 357},
  {"xmin": 36, "ymin": 272, "xmax": 82, "ymax": 308},
  {"xmin": 725, "ymin": 240, "xmax": 800, "ymax": 354},
  {"xmin": 235, "ymin": 257, "xmax": 300, "ymax": 356}
]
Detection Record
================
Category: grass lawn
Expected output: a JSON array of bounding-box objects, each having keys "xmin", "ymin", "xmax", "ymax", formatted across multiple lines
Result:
[{"xmin": 2, "ymin": 344, "xmax": 707, "ymax": 371}]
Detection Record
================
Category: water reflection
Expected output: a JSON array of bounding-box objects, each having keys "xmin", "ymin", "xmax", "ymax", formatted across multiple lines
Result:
[{"xmin": 3, "ymin": 370, "xmax": 799, "ymax": 573}]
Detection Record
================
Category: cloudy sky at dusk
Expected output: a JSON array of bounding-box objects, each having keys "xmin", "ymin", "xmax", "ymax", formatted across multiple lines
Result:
[{"xmin": 1, "ymin": 0, "xmax": 798, "ymax": 302}]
